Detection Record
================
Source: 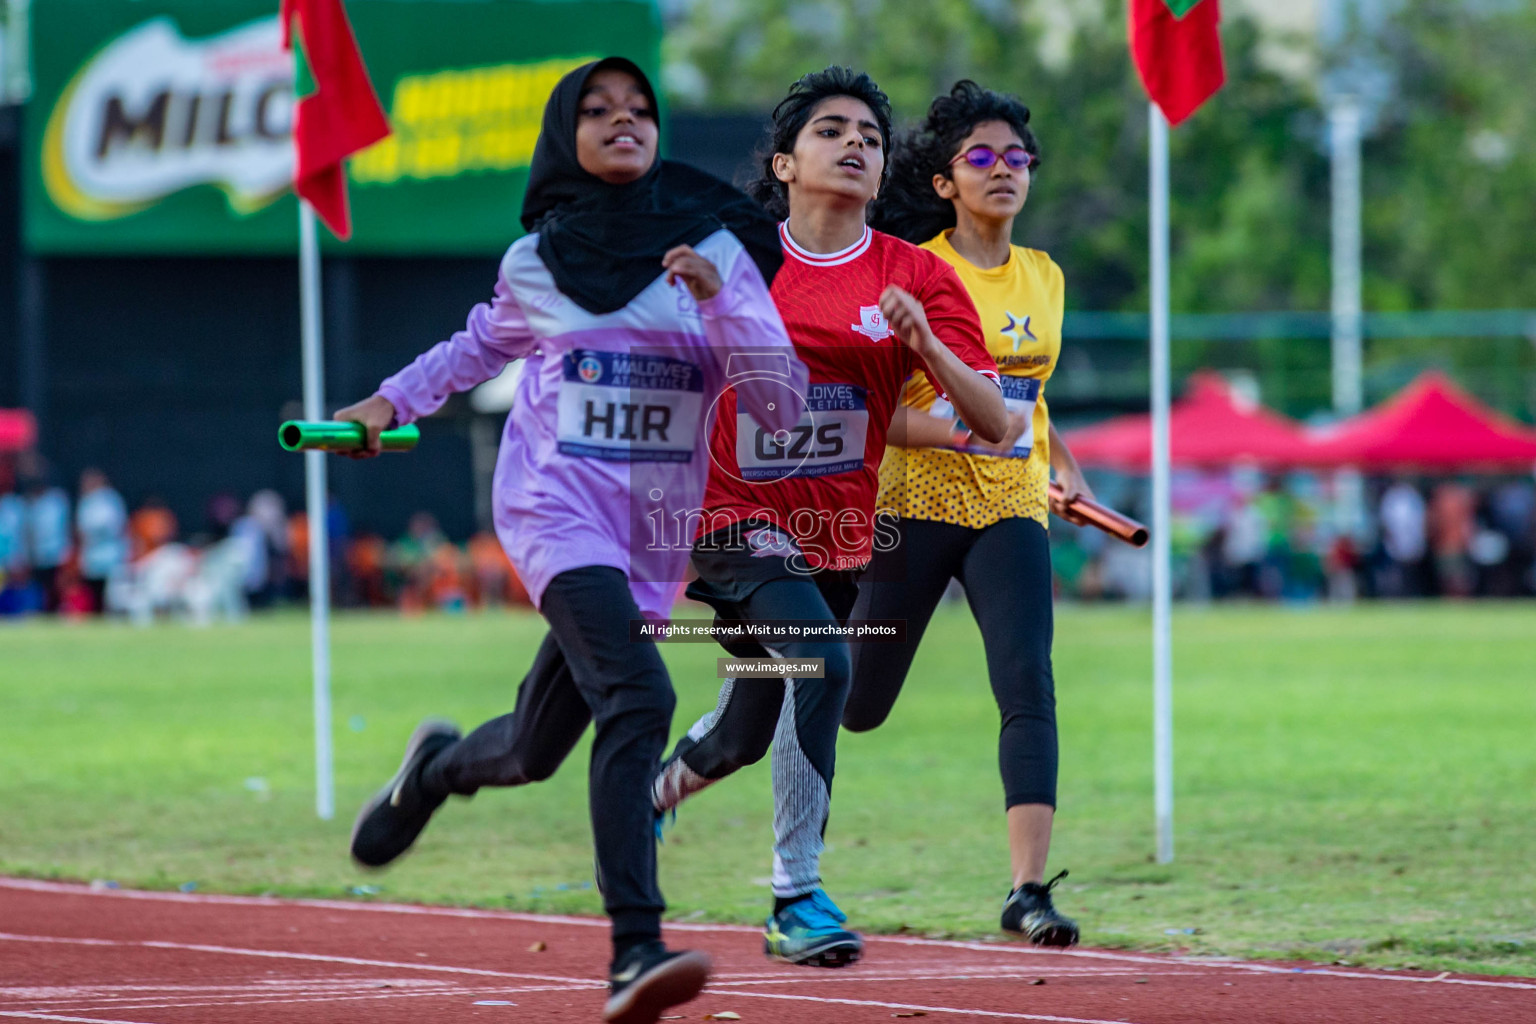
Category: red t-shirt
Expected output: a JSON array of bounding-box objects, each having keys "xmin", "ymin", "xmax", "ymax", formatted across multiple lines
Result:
[{"xmin": 699, "ymin": 223, "xmax": 998, "ymax": 570}]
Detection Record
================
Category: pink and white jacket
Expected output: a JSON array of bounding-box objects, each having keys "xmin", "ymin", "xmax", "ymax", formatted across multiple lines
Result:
[{"xmin": 379, "ymin": 228, "xmax": 807, "ymax": 618}]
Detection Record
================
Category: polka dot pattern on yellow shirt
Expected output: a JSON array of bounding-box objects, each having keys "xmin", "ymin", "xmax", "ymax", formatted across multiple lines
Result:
[{"xmin": 877, "ymin": 233, "xmax": 1065, "ymax": 531}]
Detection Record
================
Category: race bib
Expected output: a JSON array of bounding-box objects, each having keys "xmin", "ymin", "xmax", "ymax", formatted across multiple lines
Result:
[
  {"xmin": 556, "ymin": 350, "xmax": 704, "ymax": 462},
  {"xmin": 736, "ymin": 382, "xmax": 869, "ymax": 481},
  {"xmin": 930, "ymin": 376, "xmax": 1040, "ymax": 458}
]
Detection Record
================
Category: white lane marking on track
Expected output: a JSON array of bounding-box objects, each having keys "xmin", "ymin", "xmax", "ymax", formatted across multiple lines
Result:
[
  {"xmin": 712, "ymin": 965, "xmax": 1203, "ymax": 978},
  {"xmin": 1, "ymin": 981, "xmax": 455, "ymax": 1003},
  {"xmin": 5, "ymin": 879, "xmax": 1535, "ymax": 993},
  {"xmin": 710, "ymin": 970, "xmax": 1206, "ymax": 987},
  {"xmin": 0, "ymin": 876, "xmax": 745, "ymax": 933},
  {"xmin": 20, "ymin": 981, "xmax": 562, "ymax": 1013},
  {"xmin": 2, "ymin": 980, "xmax": 452, "ymax": 1000},
  {"xmin": 0, "ymin": 933, "xmax": 120, "ymax": 947},
  {"xmin": 0, "ymin": 934, "xmax": 605, "ymax": 989},
  {"xmin": 875, "ymin": 936, "xmax": 1536, "ymax": 991},
  {"xmin": 138, "ymin": 940, "xmax": 603, "ymax": 987},
  {"xmin": 9, "ymin": 985, "xmax": 1138, "ymax": 1024},
  {"xmin": 1195, "ymin": 960, "xmax": 1536, "ymax": 990},
  {"xmin": 67, "ymin": 985, "xmax": 593, "ymax": 1014},
  {"xmin": 882, "ymin": 937, "xmax": 1263, "ymax": 968},
  {"xmin": 702, "ymin": 989, "xmax": 1141, "ymax": 1024},
  {"xmin": 0, "ymin": 929, "xmax": 1136, "ymax": 1023}
]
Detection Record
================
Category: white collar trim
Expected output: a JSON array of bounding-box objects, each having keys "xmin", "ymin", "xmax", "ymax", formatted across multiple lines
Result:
[{"xmin": 779, "ymin": 221, "xmax": 873, "ymax": 267}]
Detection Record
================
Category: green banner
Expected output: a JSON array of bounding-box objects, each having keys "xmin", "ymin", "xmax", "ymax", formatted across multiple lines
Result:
[{"xmin": 24, "ymin": 0, "xmax": 661, "ymax": 254}]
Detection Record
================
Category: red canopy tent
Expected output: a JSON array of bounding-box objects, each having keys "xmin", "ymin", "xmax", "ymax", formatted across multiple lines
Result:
[
  {"xmin": 1062, "ymin": 371, "xmax": 1307, "ymax": 471},
  {"xmin": 1303, "ymin": 371, "xmax": 1536, "ymax": 471},
  {"xmin": 0, "ymin": 410, "xmax": 37, "ymax": 453}
]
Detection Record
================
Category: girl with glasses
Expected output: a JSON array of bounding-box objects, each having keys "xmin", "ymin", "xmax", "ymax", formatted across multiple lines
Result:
[{"xmin": 852, "ymin": 80, "xmax": 1095, "ymax": 946}]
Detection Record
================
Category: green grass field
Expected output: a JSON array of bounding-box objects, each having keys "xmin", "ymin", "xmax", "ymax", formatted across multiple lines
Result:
[{"xmin": 2, "ymin": 602, "xmax": 1533, "ymax": 976}]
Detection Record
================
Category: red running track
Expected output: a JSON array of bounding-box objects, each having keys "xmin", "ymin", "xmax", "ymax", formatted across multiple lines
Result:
[{"xmin": 2, "ymin": 878, "xmax": 1532, "ymax": 1023}]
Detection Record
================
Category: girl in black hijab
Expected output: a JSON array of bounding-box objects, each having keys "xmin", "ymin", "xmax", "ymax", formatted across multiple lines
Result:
[
  {"xmin": 337, "ymin": 58, "xmax": 806, "ymax": 1024},
  {"xmin": 522, "ymin": 56, "xmax": 783, "ymax": 313}
]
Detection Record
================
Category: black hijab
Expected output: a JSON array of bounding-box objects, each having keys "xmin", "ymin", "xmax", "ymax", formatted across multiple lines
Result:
[{"xmin": 520, "ymin": 57, "xmax": 782, "ymax": 315}]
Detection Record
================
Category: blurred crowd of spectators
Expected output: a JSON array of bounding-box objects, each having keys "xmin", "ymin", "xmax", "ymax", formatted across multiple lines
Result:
[
  {"xmin": 1051, "ymin": 470, "xmax": 1536, "ymax": 602},
  {"xmin": 0, "ymin": 460, "xmax": 530, "ymax": 622},
  {"xmin": 5, "ymin": 457, "xmax": 1534, "ymax": 622}
]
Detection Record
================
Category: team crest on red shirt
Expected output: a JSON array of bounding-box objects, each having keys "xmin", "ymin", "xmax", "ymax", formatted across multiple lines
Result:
[{"xmin": 851, "ymin": 305, "xmax": 894, "ymax": 342}]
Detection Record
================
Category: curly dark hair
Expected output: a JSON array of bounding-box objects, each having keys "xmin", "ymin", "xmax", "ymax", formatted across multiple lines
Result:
[
  {"xmin": 871, "ymin": 80, "xmax": 1040, "ymax": 244},
  {"xmin": 744, "ymin": 66, "xmax": 893, "ymax": 221}
]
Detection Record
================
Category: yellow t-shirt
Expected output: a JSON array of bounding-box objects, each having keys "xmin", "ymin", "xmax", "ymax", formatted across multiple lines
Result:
[{"xmin": 877, "ymin": 231, "xmax": 1064, "ymax": 529}]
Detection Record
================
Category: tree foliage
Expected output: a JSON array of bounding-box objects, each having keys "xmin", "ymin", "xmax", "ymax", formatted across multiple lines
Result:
[
  {"xmin": 665, "ymin": 0, "xmax": 1536, "ymax": 315},
  {"xmin": 664, "ymin": 0, "xmax": 1536, "ymax": 414},
  {"xmin": 1362, "ymin": 0, "xmax": 1536, "ymax": 312}
]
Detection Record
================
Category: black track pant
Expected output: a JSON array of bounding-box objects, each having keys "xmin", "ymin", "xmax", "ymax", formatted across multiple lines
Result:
[
  {"xmin": 671, "ymin": 573, "xmax": 856, "ymax": 782},
  {"xmin": 656, "ymin": 569, "xmax": 858, "ymax": 897},
  {"xmin": 421, "ymin": 566, "xmax": 673, "ymax": 943},
  {"xmin": 844, "ymin": 516, "xmax": 1059, "ymax": 809}
]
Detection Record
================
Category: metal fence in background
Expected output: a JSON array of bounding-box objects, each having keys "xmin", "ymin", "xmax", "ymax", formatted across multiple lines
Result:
[{"xmin": 1053, "ymin": 310, "xmax": 1536, "ymax": 426}]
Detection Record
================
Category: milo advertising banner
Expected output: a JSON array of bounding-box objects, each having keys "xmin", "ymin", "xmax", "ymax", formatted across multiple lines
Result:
[{"xmin": 24, "ymin": 0, "xmax": 660, "ymax": 253}]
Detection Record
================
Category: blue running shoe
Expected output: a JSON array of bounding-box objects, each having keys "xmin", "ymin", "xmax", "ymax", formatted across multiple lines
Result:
[
  {"xmin": 763, "ymin": 890, "xmax": 862, "ymax": 968},
  {"xmin": 653, "ymin": 807, "xmax": 676, "ymax": 844},
  {"xmin": 807, "ymin": 888, "xmax": 847, "ymax": 923}
]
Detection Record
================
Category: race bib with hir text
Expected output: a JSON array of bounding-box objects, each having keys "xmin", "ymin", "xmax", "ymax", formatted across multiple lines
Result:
[{"xmin": 556, "ymin": 350, "xmax": 704, "ymax": 462}]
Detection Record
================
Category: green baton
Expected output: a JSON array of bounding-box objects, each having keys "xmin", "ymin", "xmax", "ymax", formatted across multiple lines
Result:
[{"xmin": 278, "ymin": 420, "xmax": 421, "ymax": 453}]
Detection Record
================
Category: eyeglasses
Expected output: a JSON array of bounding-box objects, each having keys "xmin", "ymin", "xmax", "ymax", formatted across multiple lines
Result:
[{"xmin": 950, "ymin": 145, "xmax": 1035, "ymax": 171}]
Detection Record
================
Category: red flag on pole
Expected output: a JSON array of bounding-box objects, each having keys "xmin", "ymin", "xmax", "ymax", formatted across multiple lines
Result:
[
  {"xmin": 1129, "ymin": 0, "xmax": 1226, "ymax": 126},
  {"xmin": 280, "ymin": 0, "xmax": 390, "ymax": 240}
]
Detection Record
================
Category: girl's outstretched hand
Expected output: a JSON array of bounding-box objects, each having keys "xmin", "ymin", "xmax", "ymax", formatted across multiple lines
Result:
[
  {"xmin": 332, "ymin": 393, "xmax": 397, "ymax": 459},
  {"xmin": 662, "ymin": 245, "xmax": 723, "ymax": 302},
  {"xmin": 1052, "ymin": 461, "xmax": 1096, "ymax": 527}
]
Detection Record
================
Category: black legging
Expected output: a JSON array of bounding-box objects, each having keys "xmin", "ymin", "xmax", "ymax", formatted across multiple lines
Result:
[
  {"xmin": 844, "ymin": 516, "xmax": 1058, "ymax": 809},
  {"xmin": 656, "ymin": 567, "xmax": 860, "ymax": 897},
  {"xmin": 422, "ymin": 566, "xmax": 674, "ymax": 942},
  {"xmin": 671, "ymin": 572, "xmax": 857, "ymax": 790}
]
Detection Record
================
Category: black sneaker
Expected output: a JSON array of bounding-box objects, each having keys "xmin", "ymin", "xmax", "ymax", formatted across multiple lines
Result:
[
  {"xmin": 349, "ymin": 719, "xmax": 460, "ymax": 869},
  {"xmin": 1001, "ymin": 869, "xmax": 1079, "ymax": 947},
  {"xmin": 602, "ymin": 941, "xmax": 711, "ymax": 1024}
]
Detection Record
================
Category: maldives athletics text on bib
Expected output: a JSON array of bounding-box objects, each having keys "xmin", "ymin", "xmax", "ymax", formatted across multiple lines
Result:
[
  {"xmin": 556, "ymin": 350, "xmax": 704, "ymax": 462},
  {"xmin": 735, "ymin": 382, "xmax": 869, "ymax": 481},
  {"xmin": 930, "ymin": 375, "xmax": 1041, "ymax": 458}
]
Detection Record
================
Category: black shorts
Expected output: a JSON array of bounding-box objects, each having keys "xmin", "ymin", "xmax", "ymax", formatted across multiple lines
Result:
[{"xmin": 687, "ymin": 519, "xmax": 863, "ymax": 630}]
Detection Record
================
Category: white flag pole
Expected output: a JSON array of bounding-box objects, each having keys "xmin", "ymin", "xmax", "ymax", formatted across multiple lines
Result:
[
  {"xmin": 1329, "ymin": 94, "xmax": 1364, "ymax": 418},
  {"xmin": 3, "ymin": 0, "xmax": 33, "ymax": 103},
  {"xmin": 1148, "ymin": 102, "xmax": 1174, "ymax": 864},
  {"xmin": 299, "ymin": 200, "xmax": 335, "ymax": 822}
]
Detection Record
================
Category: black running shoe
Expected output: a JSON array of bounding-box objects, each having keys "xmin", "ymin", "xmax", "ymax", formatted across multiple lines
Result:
[
  {"xmin": 603, "ymin": 941, "xmax": 711, "ymax": 1024},
  {"xmin": 1001, "ymin": 869, "xmax": 1079, "ymax": 947},
  {"xmin": 349, "ymin": 719, "xmax": 460, "ymax": 869}
]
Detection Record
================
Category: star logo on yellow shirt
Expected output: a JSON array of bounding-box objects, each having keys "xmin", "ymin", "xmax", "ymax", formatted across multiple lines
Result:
[{"xmin": 1000, "ymin": 312, "xmax": 1037, "ymax": 351}]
